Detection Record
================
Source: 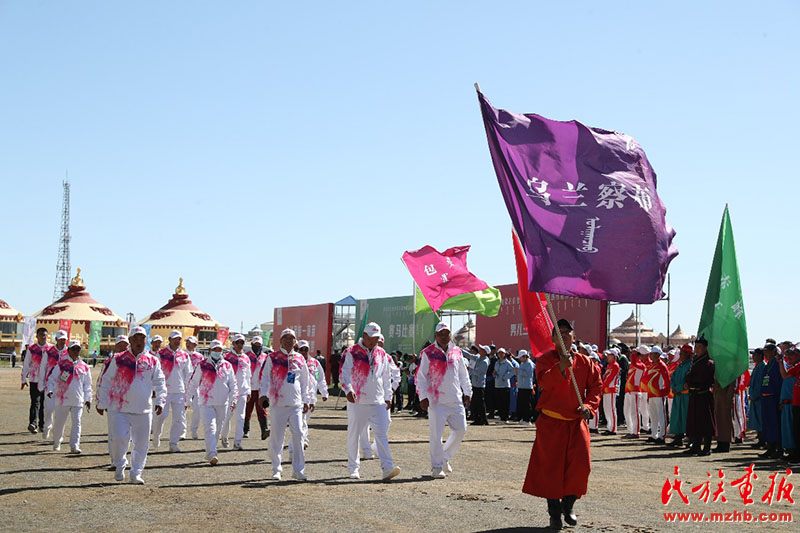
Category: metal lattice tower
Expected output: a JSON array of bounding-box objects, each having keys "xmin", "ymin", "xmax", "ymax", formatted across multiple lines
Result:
[{"xmin": 53, "ymin": 178, "xmax": 71, "ymax": 301}]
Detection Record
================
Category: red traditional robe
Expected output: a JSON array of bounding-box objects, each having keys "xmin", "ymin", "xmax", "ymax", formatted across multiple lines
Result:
[{"xmin": 523, "ymin": 349, "xmax": 602, "ymax": 499}]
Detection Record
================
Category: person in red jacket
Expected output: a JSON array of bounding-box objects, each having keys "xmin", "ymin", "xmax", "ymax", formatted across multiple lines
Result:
[
  {"xmin": 601, "ymin": 349, "xmax": 621, "ymax": 435},
  {"xmin": 645, "ymin": 346, "xmax": 670, "ymax": 444},
  {"xmin": 522, "ymin": 319, "xmax": 602, "ymax": 530},
  {"xmin": 733, "ymin": 369, "xmax": 750, "ymax": 444}
]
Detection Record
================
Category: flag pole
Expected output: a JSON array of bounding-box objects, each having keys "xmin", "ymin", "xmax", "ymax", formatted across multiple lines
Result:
[{"xmin": 543, "ymin": 293, "xmax": 586, "ymax": 412}]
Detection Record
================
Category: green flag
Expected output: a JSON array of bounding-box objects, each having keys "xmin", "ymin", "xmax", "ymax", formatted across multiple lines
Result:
[
  {"xmin": 414, "ymin": 285, "xmax": 501, "ymax": 317},
  {"xmin": 356, "ymin": 307, "xmax": 369, "ymax": 339},
  {"xmin": 698, "ymin": 206, "xmax": 749, "ymax": 387},
  {"xmin": 88, "ymin": 320, "xmax": 103, "ymax": 355}
]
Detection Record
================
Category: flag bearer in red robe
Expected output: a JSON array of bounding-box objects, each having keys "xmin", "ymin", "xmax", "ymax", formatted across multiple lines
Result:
[{"xmin": 522, "ymin": 319, "xmax": 602, "ymax": 530}]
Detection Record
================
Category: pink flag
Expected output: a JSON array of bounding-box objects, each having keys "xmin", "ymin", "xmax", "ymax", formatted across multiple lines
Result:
[{"xmin": 402, "ymin": 245, "xmax": 488, "ymax": 313}]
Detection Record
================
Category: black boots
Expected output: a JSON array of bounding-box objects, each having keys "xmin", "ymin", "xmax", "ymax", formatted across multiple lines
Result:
[
  {"xmin": 547, "ymin": 499, "xmax": 562, "ymax": 530},
  {"xmin": 243, "ymin": 419, "xmax": 250, "ymax": 437},
  {"xmin": 562, "ymin": 495, "xmax": 578, "ymax": 526},
  {"xmin": 698, "ymin": 437, "xmax": 712, "ymax": 456},
  {"xmin": 258, "ymin": 417, "xmax": 269, "ymax": 440},
  {"xmin": 712, "ymin": 441, "xmax": 730, "ymax": 453},
  {"xmin": 666, "ymin": 434, "xmax": 684, "ymax": 448}
]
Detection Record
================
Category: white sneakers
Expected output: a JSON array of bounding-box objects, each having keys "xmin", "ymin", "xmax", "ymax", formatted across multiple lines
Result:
[
  {"xmin": 130, "ymin": 474, "xmax": 145, "ymax": 484},
  {"xmin": 153, "ymin": 437, "xmax": 161, "ymax": 449},
  {"xmin": 169, "ymin": 444, "xmax": 181, "ymax": 453},
  {"xmin": 272, "ymin": 471, "xmax": 282, "ymax": 481},
  {"xmin": 349, "ymin": 470, "xmax": 361, "ymax": 479},
  {"xmin": 221, "ymin": 437, "xmax": 229, "ymax": 448},
  {"xmin": 114, "ymin": 467, "xmax": 125, "ymax": 482},
  {"xmin": 69, "ymin": 447, "xmax": 81, "ymax": 454},
  {"xmin": 233, "ymin": 443, "xmax": 243, "ymax": 451},
  {"xmin": 444, "ymin": 461, "xmax": 453, "ymax": 473},
  {"xmin": 53, "ymin": 443, "xmax": 61, "ymax": 452},
  {"xmin": 431, "ymin": 467, "xmax": 446, "ymax": 479},
  {"xmin": 292, "ymin": 470, "xmax": 307, "ymax": 481},
  {"xmin": 191, "ymin": 433, "xmax": 199, "ymax": 440},
  {"xmin": 382, "ymin": 466, "xmax": 401, "ymax": 481}
]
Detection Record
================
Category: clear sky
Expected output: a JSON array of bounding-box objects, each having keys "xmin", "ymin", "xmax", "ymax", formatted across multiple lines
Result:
[{"xmin": 1, "ymin": 1, "xmax": 797, "ymax": 345}]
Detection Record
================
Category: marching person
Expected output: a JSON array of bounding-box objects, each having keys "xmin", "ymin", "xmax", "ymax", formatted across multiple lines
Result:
[
  {"xmin": 39, "ymin": 330, "xmax": 69, "ymax": 440},
  {"xmin": 221, "ymin": 334, "xmax": 252, "ymax": 451},
  {"xmin": 297, "ymin": 339, "xmax": 328, "ymax": 452},
  {"xmin": 185, "ymin": 339, "xmax": 237, "ymax": 465},
  {"xmin": 666, "ymin": 344, "xmax": 692, "ymax": 448},
  {"xmin": 416, "ymin": 322, "xmax": 472, "ymax": 479},
  {"xmin": 684, "ymin": 336, "xmax": 715, "ymax": 456},
  {"xmin": 340, "ymin": 324, "xmax": 400, "ymax": 481},
  {"xmin": 601, "ymin": 349, "xmax": 620, "ymax": 435},
  {"xmin": 522, "ymin": 319, "xmax": 602, "ymax": 530},
  {"xmin": 622, "ymin": 346, "xmax": 646, "ymax": 439},
  {"xmin": 760, "ymin": 343, "xmax": 784, "ymax": 459},
  {"xmin": 96, "ymin": 326, "xmax": 166, "ymax": 484},
  {"xmin": 47, "ymin": 340, "xmax": 92, "ymax": 453},
  {"xmin": 184, "ymin": 335, "xmax": 205, "ymax": 439},
  {"xmin": 733, "ymin": 368, "xmax": 750, "ymax": 444},
  {"xmin": 98, "ymin": 335, "xmax": 129, "ymax": 464},
  {"xmin": 644, "ymin": 346, "xmax": 670, "ymax": 444},
  {"xmin": 259, "ymin": 328, "xmax": 310, "ymax": 481},
  {"xmin": 21, "ymin": 327, "xmax": 59, "ymax": 435},
  {"xmin": 152, "ymin": 330, "xmax": 192, "ymax": 452},
  {"xmin": 150, "ymin": 335, "xmax": 163, "ymax": 355},
  {"xmin": 244, "ymin": 336, "xmax": 269, "ymax": 441}
]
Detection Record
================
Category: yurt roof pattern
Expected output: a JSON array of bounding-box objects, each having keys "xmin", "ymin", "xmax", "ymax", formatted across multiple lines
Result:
[
  {"xmin": 31, "ymin": 269, "xmax": 125, "ymax": 324},
  {"xmin": 140, "ymin": 278, "xmax": 219, "ymax": 329},
  {"xmin": 0, "ymin": 298, "xmax": 22, "ymax": 320}
]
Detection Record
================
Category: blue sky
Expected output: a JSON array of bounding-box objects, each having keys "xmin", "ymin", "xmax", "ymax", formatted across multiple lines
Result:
[{"xmin": 1, "ymin": 1, "xmax": 797, "ymax": 345}]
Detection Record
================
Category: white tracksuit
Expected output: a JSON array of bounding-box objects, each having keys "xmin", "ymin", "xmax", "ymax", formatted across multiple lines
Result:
[
  {"xmin": 97, "ymin": 350, "xmax": 167, "ymax": 477},
  {"xmin": 46, "ymin": 354, "xmax": 92, "ymax": 450},
  {"xmin": 300, "ymin": 357, "xmax": 328, "ymax": 450},
  {"xmin": 260, "ymin": 349, "xmax": 309, "ymax": 475},
  {"xmin": 185, "ymin": 356, "xmax": 238, "ymax": 460},
  {"xmin": 341, "ymin": 342, "xmax": 395, "ymax": 474},
  {"xmin": 417, "ymin": 342, "xmax": 473, "ymax": 470},
  {"xmin": 152, "ymin": 347, "xmax": 193, "ymax": 447},
  {"xmin": 187, "ymin": 351, "xmax": 205, "ymax": 438},
  {"xmin": 221, "ymin": 351, "xmax": 252, "ymax": 447},
  {"xmin": 38, "ymin": 346, "xmax": 65, "ymax": 438},
  {"xmin": 624, "ymin": 364, "xmax": 645, "ymax": 435},
  {"xmin": 359, "ymin": 356, "xmax": 402, "ymax": 457},
  {"xmin": 96, "ymin": 355, "xmax": 117, "ymax": 460}
]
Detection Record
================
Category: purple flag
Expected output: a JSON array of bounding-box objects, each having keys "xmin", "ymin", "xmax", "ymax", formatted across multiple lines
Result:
[{"xmin": 478, "ymin": 90, "xmax": 678, "ymax": 304}]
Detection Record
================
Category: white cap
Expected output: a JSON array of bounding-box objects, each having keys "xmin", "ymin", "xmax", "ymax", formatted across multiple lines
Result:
[
  {"xmin": 591, "ymin": 344, "xmax": 598, "ymax": 352},
  {"xmin": 209, "ymin": 340, "xmax": 224, "ymax": 351},
  {"xmin": 68, "ymin": 340, "xmax": 81, "ymax": 350},
  {"xmin": 185, "ymin": 336, "xmax": 198, "ymax": 344},
  {"xmin": 131, "ymin": 326, "xmax": 148, "ymax": 338},
  {"xmin": 232, "ymin": 333, "xmax": 246, "ymax": 343},
  {"xmin": 609, "ymin": 348, "xmax": 620, "ymax": 356},
  {"xmin": 55, "ymin": 330, "xmax": 68, "ymax": 340},
  {"xmin": 378, "ymin": 334, "xmax": 385, "ymax": 343},
  {"xmin": 251, "ymin": 336, "xmax": 263, "ymax": 345},
  {"xmin": 636, "ymin": 344, "xmax": 650, "ymax": 355},
  {"xmin": 363, "ymin": 322, "xmax": 381, "ymax": 338},
  {"xmin": 435, "ymin": 321, "xmax": 450, "ymax": 333},
  {"xmin": 478, "ymin": 345, "xmax": 490, "ymax": 353},
  {"xmin": 650, "ymin": 346, "xmax": 664, "ymax": 356},
  {"xmin": 297, "ymin": 340, "xmax": 310, "ymax": 349},
  {"xmin": 518, "ymin": 350, "xmax": 529, "ymax": 358},
  {"xmin": 115, "ymin": 335, "xmax": 129, "ymax": 344},
  {"xmin": 280, "ymin": 328, "xmax": 296, "ymax": 339},
  {"xmin": 151, "ymin": 334, "xmax": 163, "ymax": 343},
  {"xmin": 498, "ymin": 347, "xmax": 507, "ymax": 354},
  {"xmin": 169, "ymin": 330, "xmax": 183, "ymax": 340}
]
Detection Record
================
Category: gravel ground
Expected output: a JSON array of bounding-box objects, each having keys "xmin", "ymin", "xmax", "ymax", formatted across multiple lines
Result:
[{"xmin": 0, "ymin": 368, "xmax": 795, "ymax": 532}]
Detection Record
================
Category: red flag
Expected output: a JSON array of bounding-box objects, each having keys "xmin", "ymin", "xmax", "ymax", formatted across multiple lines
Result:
[
  {"xmin": 513, "ymin": 230, "xmax": 554, "ymax": 358},
  {"xmin": 58, "ymin": 319, "xmax": 72, "ymax": 338}
]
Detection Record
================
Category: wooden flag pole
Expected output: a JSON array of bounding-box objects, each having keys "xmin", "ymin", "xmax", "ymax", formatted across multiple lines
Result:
[{"xmin": 543, "ymin": 293, "xmax": 586, "ymax": 413}]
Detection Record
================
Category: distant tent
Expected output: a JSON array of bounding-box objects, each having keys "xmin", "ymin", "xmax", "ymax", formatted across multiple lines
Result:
[{"xmin": 335, "ymin": 295, "xmax": 357, "ymax": 306}]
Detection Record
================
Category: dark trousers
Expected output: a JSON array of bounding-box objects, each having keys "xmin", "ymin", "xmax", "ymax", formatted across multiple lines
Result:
[
  {"xmin": 392, "ymin": 388, "xmax": 403, "ymax": 412},
  {"xmin": 243, "ymin": 390, "xmax": 267, "ymax": 433},
  {"xmin": 793, "ymin": 406, "xmax": 800, "ymax": 453},
  {"xmin": 472, "ymin": 388, "xmax": 487, "ymax": 423},
  {"xmin": 761, "ymin": 395, "xmax": 781, "ymax": 444},
  {"xmin": 497, "ymin": 387, "xmax": 510, "ymax": 420},
  {"xmin": 518, "ymin": 388, "xmax": 533, "ymax": 422},
  {"xmin": 29, "ymin": 382, "xmax": 44, "ymax": 429},
  {"xmin": 486, "ymin": 381, "xmax": 496, "ymax": 416},
  {"xmin": 406, "ymin": 384, "xmax": 416, "ymax": 409}
]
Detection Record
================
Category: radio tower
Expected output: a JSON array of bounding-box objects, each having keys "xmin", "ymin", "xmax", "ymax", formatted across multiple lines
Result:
[{"xmin": 53, "ymin": 177, "xmax": 71, "ymax": 301}]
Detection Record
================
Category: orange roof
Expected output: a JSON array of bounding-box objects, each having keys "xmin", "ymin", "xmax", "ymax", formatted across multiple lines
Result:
[{"xmin": 140, "ymin": 278, "xmax": 220, "ymax": 329}]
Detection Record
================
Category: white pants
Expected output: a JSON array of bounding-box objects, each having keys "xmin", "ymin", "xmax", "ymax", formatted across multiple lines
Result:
[
  {"xmin": 603, "ymin": 393, "xmax": 618, "ymax": 432},
  {"xmin": 624, "ymin": 392, "xmax": 641, "ymax": 435},
  {"xmin": 43, "ymin": 393, "xmax": 55, "ymax": 436},
  {"xmin": 639, "ymin": 391, "xmax": 651, "ymax": 431},
  {"xmin": 289, "ymin": 407, "xmax": 313, "ymax": 456},
  {"xmin": 346, "ymin": 403, "xmax": 393, "ymax": 472},
  {"xmin": 190, "ymin": 396, "xmax": 203, "ymax": 438},
  {"xmin": 360, "ymin": 425, "xmax": 374, "ymax": 456},
  {"xmin": 269, "ymin": 405, "xmax": 305, "ymax": 474},
  {"xmin": 106, "ymin": 410, "xmax": 114, "ymax": 459},
  {"xmin": 53, "ymin": 405, "xmax": 82, "ymax": 449},
  {"xmin": 221, "ymin": 394, "xmax": 247, "ymax": 446},
  {"xmin": 588, "ymin": 412, "xmax": 598, "ymax": 430},
  {"xmin": 648, "ymin": 397, "xmax": 666, "ymax": 439},
  {"xmin": 734, "ymin": 392, "xmax": 747, "ymax": 439},
  {"xmin": 202, "ymin": 404, "xmax": 228, "ymax": 459},
  {"xmin": 428, "ymin": 402, "xmax": 467, "ymax": 469},
  {"xmin": 111, "ymin": 411, "xmax": 152, "ymax": 476},
  {"xmin": 152, "ymin": 393, "xmax": 186, "ymax": 446}
]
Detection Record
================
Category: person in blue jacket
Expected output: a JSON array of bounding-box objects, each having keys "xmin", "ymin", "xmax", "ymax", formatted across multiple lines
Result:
[
  {"xmin": 748, "ymin": 348, "xmax": 766, "ymax": 449},
  {"xmin": 515, "ymin": 351, "xmax": 535, "ymax": 425}
]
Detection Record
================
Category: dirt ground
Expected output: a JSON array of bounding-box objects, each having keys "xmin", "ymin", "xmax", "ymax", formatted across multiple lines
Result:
[{"xmin": 0, "ymin": 368, "xmax": 795, "ymax": 532}]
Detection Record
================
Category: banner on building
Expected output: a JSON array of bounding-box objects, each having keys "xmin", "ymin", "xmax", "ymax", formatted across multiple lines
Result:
[
  {"xmin": 58, "ymin": 319, "xmax": 72, "ymax": 338},
  {"xmin": 88, "ymin": 320, "xmax": 103, "ymax": 356},
  {"xmin": 356, "ymin": 295, "xmax": 438, "ymax": 354}
]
